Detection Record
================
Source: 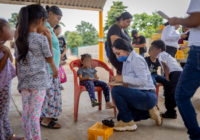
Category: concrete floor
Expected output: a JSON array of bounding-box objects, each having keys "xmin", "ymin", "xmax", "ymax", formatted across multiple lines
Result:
[{"xmin": 9, "ymin": 64, "xmax": 200, "ymax": 140}]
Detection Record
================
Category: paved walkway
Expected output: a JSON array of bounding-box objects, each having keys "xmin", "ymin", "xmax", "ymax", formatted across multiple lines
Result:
[{"xmin": 9, "ymin": 64, "xmax": 200, "ymax": 140}]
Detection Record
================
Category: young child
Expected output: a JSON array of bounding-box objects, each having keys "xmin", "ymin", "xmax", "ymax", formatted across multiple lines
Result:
[
  {"xmin": 54, "ymin": 24, "xmax": 67, "ymax": 90},
  {"xmin": 77, "ymin": 54, "xmax": 115, "ymax": 108},
  {"xmin": 150, "ymin": 40, "xmax": 182, "ymax": 119},
  {"xmin": 53, "ymin": 24, "xmax": 67, "ymax": 66},
  {"xmin": 145, "ymin": 47, "xmax": 169, "ymax": 98},
  {"xmin": 0, "ymin": 18, "xmax": 24, "ymax": 140},
  {"xmin": 15, "ymin": 5, "xmax": 58, "ymax": 140}
]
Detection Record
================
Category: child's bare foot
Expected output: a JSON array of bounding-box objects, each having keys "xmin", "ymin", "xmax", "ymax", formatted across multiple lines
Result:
[{"xmin": 106, "ymin": 102, "xmax": 115, "ymax": 109}]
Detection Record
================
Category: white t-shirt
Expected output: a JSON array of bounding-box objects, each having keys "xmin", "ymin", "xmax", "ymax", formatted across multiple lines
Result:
[
  {"xmin": 161, "ymin": 25, "xmax": 180, "ymax": 49},
  {"xmin": 187, "ymin": 0, "xmax": 200, "ymax": 46},
  {"xmin": 158, "ymin": 52, "xmax": 183, "ymax": 73}
]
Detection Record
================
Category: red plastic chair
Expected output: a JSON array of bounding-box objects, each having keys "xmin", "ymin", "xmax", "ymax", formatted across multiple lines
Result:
[
  {"xmin": 70, "ymin": 59, "xmax": 117, "ymax": 122},
  {"xmin": 156, "ymin": 83, "xmax": 163, "ymax": 104}
]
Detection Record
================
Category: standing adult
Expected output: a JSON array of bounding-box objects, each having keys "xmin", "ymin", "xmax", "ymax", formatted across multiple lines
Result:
[
  {"xmin": 107, "ymin": 12, "xmax": 133, "ymax": 74},
  {"xmin": 169, "ymin": 0, "xmax": 200, "ymax": 139},
  {"xmin": 41, "ymin": 5, "xmax": 62, "ymax": 129},
  {"xmin": 161, "ymin": 22, "xmax": 187, "ymax": 58},
  {"xmin": 132, "ymin": 30, "xmax": 147, "ymax": 57}
]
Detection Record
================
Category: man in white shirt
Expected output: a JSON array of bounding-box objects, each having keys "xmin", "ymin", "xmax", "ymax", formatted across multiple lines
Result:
[
  {"xmin": 168, "ymin": 0, "xmax": 200, "ymax": 139},
  {"xmin": 161, "ymin": 22, "xmax": 187, "ymax": 58}
]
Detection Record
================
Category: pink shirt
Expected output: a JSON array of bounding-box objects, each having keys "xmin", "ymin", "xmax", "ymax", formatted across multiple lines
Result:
[{"xmin": 0, "ymin": 51, "xmax": 16, "ymax": 89}]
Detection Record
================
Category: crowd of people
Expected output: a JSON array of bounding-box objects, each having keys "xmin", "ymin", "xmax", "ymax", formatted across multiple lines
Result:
[{"xmin": 0, "ymin": 0, "xmax": 200, "ymax": 140}]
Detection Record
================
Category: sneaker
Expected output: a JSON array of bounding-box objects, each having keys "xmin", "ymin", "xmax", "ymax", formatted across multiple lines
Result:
[
  {"xmin": 149, "ymin": 105, "xmax": 163, "ymax": 126},
  {"xmin": 105, "ymin": 102, "xmax": 115, "ymax": 109},
  {"xmin": 114, "ymin": 120, "xmax": 137, "ymax": 132},
  {"xmin": 162, "ymin": 112, "xmax": 177, "ymax": 119},
  {"xmin": 91, "ymin": 100, "xmax": 101, "ymax": 107}
]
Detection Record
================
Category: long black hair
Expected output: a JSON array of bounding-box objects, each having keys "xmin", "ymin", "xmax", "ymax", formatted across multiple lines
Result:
[
  {"xmin": 0, "ymin": 18, "xmax": 8, "ymax": 36},
  {"xmin": 46, "ymin": 5, "xmax": 62, "ymax": 16},
  {"xmin": 112, "ymin": 38, "xmax": 133, "ymax": 52},
  {"xmin": 16, "ymin": 4, "xmax": 48, "ymax": 64},
  {"xmin": 116, "ymin": 12, "xmax": 133, "ymax": 22},
  {"xmin": 54, "ymin": 24, "xmax": 61, "ymax": 30}
]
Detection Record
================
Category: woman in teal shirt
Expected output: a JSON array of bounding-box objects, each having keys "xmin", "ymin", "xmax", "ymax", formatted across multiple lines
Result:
[{"xmin": 41, "ymin": 5, "xmax": 63, "ymax": 129}]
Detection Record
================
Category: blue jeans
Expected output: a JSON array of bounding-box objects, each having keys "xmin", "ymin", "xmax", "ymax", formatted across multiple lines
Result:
[
  {"xmin": 175, "ymin": 46, "xmax": 200, "ymax": 140},
  {"xmin": 140, "ymin": 54, "xmax": 144, "ymax": 57},
  {"xmin": 111, "ymin": 86, "xmax": 157, "ymax": 122},
  {"xmin": 151, "ymin": 73, "xmax": 167, "ymax": 87}
]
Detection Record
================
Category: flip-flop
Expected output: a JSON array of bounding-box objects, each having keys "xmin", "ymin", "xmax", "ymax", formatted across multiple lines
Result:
[
  {"xmin": 40, "ymin": 120, "xmax": 61, "ymax": 129},
  {"xmin": 6, "ymin": 134, "xmax": 25, "ymax": 140}
]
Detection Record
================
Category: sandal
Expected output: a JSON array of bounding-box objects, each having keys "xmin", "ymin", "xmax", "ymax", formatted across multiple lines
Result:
[
  {"xmin": 40, "ymin": 120, "xmax": 61, "ymax": 129},
  {"xmin": 6, "ymin": 134, "xmax": 25, "ymax": 140},
  {"xmin": 40, "ymin": 117, "xmax": 58, "ymax": 122}
]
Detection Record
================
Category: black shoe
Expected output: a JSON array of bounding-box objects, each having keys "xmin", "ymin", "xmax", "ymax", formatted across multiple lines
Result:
[
  {"xmin": 162, "ymin": 112, "xmax": 177, "ymax": 119},
  {"xmin": 91, "ymin": 100, "xmax": 101, "ymax": 107}
]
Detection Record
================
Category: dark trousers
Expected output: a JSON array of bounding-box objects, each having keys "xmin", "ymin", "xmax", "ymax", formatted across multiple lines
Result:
[
  {"xmin": 81, "ymin": 80, "xmax": 110, "ymax": 102},
  {"xmin": 166, "ymin": 45, "xmax": 177, "ymax": 58},
  {"xmin": 175, "ymin": 46, "xmax": 200, "ymax": 140},
  {"xmin": 165, "ymin": 71, "xmax": 181, "ymax": 115},
  {"xmin": 111, "ymin": 86, "xmax": 157, "ymax": 122}
]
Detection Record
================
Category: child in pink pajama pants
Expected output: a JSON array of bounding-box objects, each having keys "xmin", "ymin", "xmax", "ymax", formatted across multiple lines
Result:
[{"xmin": 15, "ymin": 5, "xmax": 58, "ymax": 140}]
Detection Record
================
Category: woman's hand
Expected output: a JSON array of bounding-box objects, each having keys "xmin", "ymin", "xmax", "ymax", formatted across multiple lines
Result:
[
  {"xmin": 43, "ymin": 28, "xmax": 52, "ymax": 41},
  {"xmin": 52, "ymin": 65, "xmax": 59, "ymax": 78},
  {"xmin": 181, "ymin": 34, "xmax": 188, "ymax": 39},
  {"xmin": 111, "ymin": 75, "xmax": 123, "ymax": 83}
]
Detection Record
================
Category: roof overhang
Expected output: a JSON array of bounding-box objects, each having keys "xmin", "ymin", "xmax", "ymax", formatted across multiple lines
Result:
[{"xmin": 0, "ymin": 0, "xmax": 106, "ymax": 11}]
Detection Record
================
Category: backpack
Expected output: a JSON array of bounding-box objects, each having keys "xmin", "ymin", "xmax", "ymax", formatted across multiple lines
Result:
[{"xmin": 105, "ymin": 41, "xmax": 109, "ymax": 60}]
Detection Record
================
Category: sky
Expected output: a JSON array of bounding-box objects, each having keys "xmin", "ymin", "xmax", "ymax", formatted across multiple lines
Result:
[{"xmin": 0, "ymin": 0, "xmax": 190, "ymax": 35}]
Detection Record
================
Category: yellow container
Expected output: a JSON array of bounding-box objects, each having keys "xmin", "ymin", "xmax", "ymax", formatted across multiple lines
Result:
[
  {"xmin": 157, "ymin": 34, "xmax": 162, "ymax": 38},
  {"xmin": 176, "ymin": 50, "xmax": 183, "ymax": 55},
  {"xmin": 183, "ymin": 48, "xmax": 190, "ymax": 54},
  {"xmin": 183, "ymin": 40, "xmax": 189, "ymax": 46},
  {"xmin": 152, "ymin": 33, "xmax": 157, "ymax": 38},
  {"xmin": 184, "ymin": 54, "xmax": 189, "ymax": 59},
  {"xmin": 159, "ymin": 25, "xmax": 162, "ymax": 30},
  {"xmin": 153, "ymin": 38, "xmax": 157, "ymax": 41},
  {"xmin": 134, "ymin": 48, "xmax": 140, "ymax": 54},
  {"xmin": 88, "ymin": 122, "xmax": 113, "ymax": 140}
]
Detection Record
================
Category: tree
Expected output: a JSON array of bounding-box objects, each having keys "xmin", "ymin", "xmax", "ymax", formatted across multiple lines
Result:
[
  {"xmin": 131, "ymin": 11, "xmax": 164, "ymax": 38},
  {"xmin": 63, "ymin": 31, "xmax": 70, "ymax": 41},
  {"xmin": 59, "ymin": 22, "xmax": 65, "ymax": 27},
  {"xmin": 8, "ymin": 13, "xmax": 18, "ymax": 28},
  {"xmin": 76, "ymin": 21, "xmax": 98, "ymax": 45},
  {"xmin": 67, "ymin": 31, "xmax": 83, "ymax": 49},
  {"xmin": 104, "ymin": 1, "xmax": 127, "ymax": 31}
]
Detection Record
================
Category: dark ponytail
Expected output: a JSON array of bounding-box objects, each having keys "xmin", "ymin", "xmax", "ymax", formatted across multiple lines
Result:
[
  {"xmin": 16, "ymin": 4, "xmax": 48, "ymax": 64},
  {"xmin": 46, "ymin": 5, "xmax": 62, "ymax": 16},
  {"xmin": 112, "ymin": 38, "xmax": 133, "ymax": 52},
  {"xmin": 54, "ymin": 24, "xmax": 61, "ymax": 30},
  {"xmin": 116, "ymin": 12, "xmax": 133, "ymax": 22}
]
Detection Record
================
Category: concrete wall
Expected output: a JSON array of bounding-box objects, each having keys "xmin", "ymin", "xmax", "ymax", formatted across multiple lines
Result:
[{"xmin": 77, "ymin": 38, "xmax": 153, "ymax": 61}]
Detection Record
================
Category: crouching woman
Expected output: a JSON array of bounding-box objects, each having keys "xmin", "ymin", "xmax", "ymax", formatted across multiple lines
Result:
[{"xmin": 111, "ymin": 38, "xmax": 162, "ymax": 132}]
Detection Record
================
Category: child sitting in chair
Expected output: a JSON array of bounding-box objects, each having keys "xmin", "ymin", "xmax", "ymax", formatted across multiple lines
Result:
[{"xmin": 77, "ymin": 54, "xmax": 115, "ymax": 108}]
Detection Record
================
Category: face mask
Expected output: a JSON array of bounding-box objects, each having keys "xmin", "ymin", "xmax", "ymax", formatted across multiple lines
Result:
[{"xmin": 117, "ymin": 55, "xmax": 128, "ymax": 62}]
